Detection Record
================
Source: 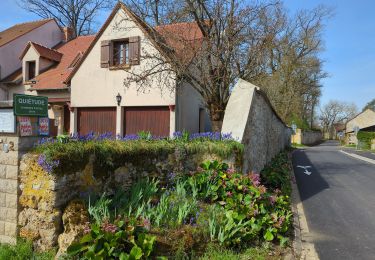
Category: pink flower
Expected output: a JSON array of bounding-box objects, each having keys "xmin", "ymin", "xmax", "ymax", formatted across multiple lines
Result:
[
  {"xmin": 83, "ymin": 222, "xmax": 91, "ymax": 234},
  {"xmin": 258, "ymin": 185, "xmax": 267, "ymax": 194},
  {"xmin": 226, "ymin": 191, "xmax": 233, "ymax": 197},
  {"xmin": 269, "ymin": 195, "xmax": 277, "ymax": 205},
  {"xmin": 248, "ymin": 172, "xmax": 261, "ymax": 186}
]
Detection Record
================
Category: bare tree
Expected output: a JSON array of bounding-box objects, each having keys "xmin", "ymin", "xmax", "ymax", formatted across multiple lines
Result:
[
  {"xmin": 117, "ymin": 1, "xmax": 330, "ymax": 131},
  {"xmin": 18, "ymin": 0, "xmax": 116, "ymax": 36},
  {"xmin": 319, "ymin": 100, "xmax": 358, "ymax": 139},
  {"xmin": 362, "ymin": 98, "xmax": 375, "ymax": 112}
]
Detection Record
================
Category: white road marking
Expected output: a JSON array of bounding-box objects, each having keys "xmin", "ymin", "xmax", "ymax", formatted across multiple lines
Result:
[
  {"xmin": 340, "ymin": 150, "xmax": 375, "ymax": 165},
  {"xmin": 297, "ymin": 165, "xmax": 312, "ymax": 175}
]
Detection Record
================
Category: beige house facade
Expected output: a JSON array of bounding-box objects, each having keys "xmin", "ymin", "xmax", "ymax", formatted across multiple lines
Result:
[
  {"xmin": 0, "ymin": 19, "xmax": 63, "ymax": 101},
  {"xmin": 346, "ymin": 108, "xmax": 375, "ymax": 144},
  {"xmin": 69, "ymin": 3, "xmax": 210, "ymax": 137}
]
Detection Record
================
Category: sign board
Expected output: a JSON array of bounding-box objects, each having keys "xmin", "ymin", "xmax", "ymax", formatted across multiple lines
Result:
[
  {"xmin": 0, "ymin": 109, "xmax": 15, "ymax": 133},
  {"xmin": 38, "ymin": 117, "xmax": 49, "ymax": 136},
  {"xmin": 13, "ymin": 94, "xmax": 48, "ymax": 117},
  {"xmin": 19, "ymin": 117, "xmax": 33, "ymax": 136}
]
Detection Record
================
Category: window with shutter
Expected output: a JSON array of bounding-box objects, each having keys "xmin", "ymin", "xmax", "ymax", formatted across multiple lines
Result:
[
  {"xmin": 129, "ymin": 36, "xmax": 140, "ymax": 65},
  {"xmin": 100, "ymin": 40, "xmax": 110, "ymax": 68}
]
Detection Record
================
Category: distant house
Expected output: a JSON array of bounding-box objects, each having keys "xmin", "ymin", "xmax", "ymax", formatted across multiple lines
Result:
[
  {"xmin": 346, "ymin": 108, "xmax": 375, "ymax": 144},
  {"xmin": 0, "ymin": 19, "xmax": 63, "ymax": 101},
  {"xmin": 67, "ymin": 2, "xmax": 210, "ymax": 136},
  {"xmin": 19, "ymin": 35, "xmax": 95, "ymax": 135}
]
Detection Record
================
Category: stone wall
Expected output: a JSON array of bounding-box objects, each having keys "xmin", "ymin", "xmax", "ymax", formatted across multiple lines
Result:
[
  {"xmin": 0, "ymin": 135, "xmax": 38, "ymax": 244},
  {"xmin": 222, "ymin": 79, "xmax": 291, "ymax": 173},
  {"xmin": 292, "ymin": 129, "xmax": 322, "ymax": 145},
  {"xmin": 17, "ymin": 147, "xmax": 241, "ymax": 252}
]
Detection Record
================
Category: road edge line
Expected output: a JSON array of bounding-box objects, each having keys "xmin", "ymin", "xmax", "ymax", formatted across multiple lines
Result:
[
  {"xmin": 339, "ymin": 150, "xmax": 375, "ymax": 165},
  {"xmin": 290, "ymin": 150, "xmax": 319, "ymax": 260}
]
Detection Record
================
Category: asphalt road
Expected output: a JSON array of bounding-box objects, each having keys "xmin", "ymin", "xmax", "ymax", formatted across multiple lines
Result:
[{"xmin": 292, "ymin": 140, "xmax": 375, "ymax": 260}]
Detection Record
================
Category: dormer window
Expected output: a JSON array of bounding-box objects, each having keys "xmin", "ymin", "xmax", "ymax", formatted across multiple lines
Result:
[
  {"xmin": 27, "ymin": 61, "xmax": 36, "ymax": 81},
  {"xmin": 113, "ymin": 40, "xmax": 130, "ymax": 65}
]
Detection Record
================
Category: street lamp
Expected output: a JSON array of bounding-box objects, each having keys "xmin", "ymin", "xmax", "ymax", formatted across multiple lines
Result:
[{"xmin": 116, "ymin": 93, "xmax": 122, "ymax": 106}]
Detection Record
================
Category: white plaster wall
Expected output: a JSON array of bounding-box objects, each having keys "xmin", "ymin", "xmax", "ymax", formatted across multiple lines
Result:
[
  {"xmin": 346, "ymin": 109, "xmax": 375, "ymax": 133},
  {"xmin": 177, "ymin": 81, "xmax": 209, "ymax": 133},
  {"xmin": 0, "ymin": 20, "xmax": 62, "ymax": 80},
  {"xmin": 71, "ymin": 8, "xmax": 175, "ymax": 108}
]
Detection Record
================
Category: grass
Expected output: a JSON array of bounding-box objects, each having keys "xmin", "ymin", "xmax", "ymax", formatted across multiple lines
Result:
[
  {"xmin": 199, "ymin": 243, "xmax": 288, "ymax": 260},
  {"xmin": 291, "ymin": 143, "xmax": 307, "ymax": 148},
  {"xmin": 0, "ymin": 239, "xmax": 55, "ymax": 260}
]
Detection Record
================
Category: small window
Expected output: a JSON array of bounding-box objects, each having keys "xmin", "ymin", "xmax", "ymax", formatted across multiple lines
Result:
[
  {"xmin": 113, "ymin": 41, "xmax": 130, "ymax": 66},
  {"xmin": 27, "ymin": 61, "xmax": 36, "ymax": 80}
]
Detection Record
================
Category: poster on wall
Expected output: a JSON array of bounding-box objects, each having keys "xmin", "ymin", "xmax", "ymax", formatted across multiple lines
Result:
[
  {"xmin": 19, "ymin": 117, "xmax": 33, "ymax": 136},
  {"xmin": 38, "ymin": 117, "xmax": 49, "ymax": 136},
  {"xmin": 0, "ymin": 109, "xmax": 15, "ymax": 133}
]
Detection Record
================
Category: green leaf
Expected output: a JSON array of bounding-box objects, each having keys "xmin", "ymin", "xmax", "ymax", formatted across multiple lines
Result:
[
  {"xmin": 129, "ymin": 245, "xmax": 143, "ymax": 260},
  {"xmin": 80, "ymin": 233, "xmax": 93, "ymax": 243},
  {"xmin": 264, "ymin": 230, "xmax": 274, "ymax": 241}
]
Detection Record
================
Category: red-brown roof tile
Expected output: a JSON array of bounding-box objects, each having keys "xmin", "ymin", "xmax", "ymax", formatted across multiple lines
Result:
[
  {"xmin": 0, "ymin": 19, "xmax": 55, "ymax": 47},
  {"xmin": 20, "ymin": 41, "xmax": 63, "ymax": 62},
  {"xmin": 155, "ymin": 22, "xmax": 204, "ymax": 64},
  {"xmin": 31, "ymin": 35, "xmax": 95, "ymax": 90}
]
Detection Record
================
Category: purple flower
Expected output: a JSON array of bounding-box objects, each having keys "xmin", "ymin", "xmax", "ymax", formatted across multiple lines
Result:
[{"xmin": 37, "ymin": 154, "xmax": 59, "ymax": 174}]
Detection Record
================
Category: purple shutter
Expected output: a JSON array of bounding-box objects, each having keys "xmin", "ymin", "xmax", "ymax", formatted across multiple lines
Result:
[{"xmin": 129, "ymin": 36, "xmax": 140, "ymax": 65}]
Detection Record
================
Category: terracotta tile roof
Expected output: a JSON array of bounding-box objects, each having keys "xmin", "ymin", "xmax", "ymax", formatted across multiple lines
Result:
[
  {"xmin": 0, "ymin": 19, "xmax": 54, "ymax": 47},
  {"xmin": 20, "ymin": 42, "xmax": 63, "ymax": 62},
  {"xmin": 31, "ymin": 35, "xmax": 95, "ymax": 90},
  {"xmin": 66, "ymin": 1, "xmax": 203, "ymax": 81},
  {"xmin": 155, "ymin": 22, "xmax": 204, "ymax": 64}
]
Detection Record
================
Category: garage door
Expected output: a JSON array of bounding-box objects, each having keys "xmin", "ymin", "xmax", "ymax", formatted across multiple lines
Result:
[
  {"xmin": 124, "ymin": 106, "xmax": 170, "ymax": 136},
  {"xmin": 77, "ymin": 107, "xmax": 116, "ymax": 136}
]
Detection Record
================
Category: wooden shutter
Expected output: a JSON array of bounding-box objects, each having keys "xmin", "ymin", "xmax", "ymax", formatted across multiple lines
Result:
[
  {"xmin": 100, "ymin": 40, "xmax": 110, "ymax": 68},
  {"xmin": 129, "ymin": 36, "xmax": 140, "ymax": 65}
]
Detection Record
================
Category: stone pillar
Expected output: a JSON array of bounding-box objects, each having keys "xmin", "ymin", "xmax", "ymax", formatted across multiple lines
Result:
[
  {"xmin": 70, "ymin": 108, "xmax": 77, "ymax": 134},
  {"xmin": 116, "ymin": 106, "xmax": 124, "ymax": 137},
  {"xmin": 0, "ymin": 135, "xmax": 38, "ymax": 244},
  {"xmin": 169, "ymin": 107, "xmax": 176, "ymax": 137}
]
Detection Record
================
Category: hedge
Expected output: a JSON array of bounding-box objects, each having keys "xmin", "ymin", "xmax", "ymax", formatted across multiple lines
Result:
[{"xmin": 357, "ymin": 131, "xmax": 375, "ymax": 149}]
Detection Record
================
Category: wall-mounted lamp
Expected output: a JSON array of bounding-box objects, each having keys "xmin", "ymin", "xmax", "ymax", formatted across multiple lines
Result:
[{"xmin": 116, "ymin": 93, "xmax": 122, "ymax": 106}]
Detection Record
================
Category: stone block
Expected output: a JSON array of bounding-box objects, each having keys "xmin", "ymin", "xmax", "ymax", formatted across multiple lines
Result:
[
  {"xmin": 4, "ymin": 222, "xmax": 17, "ymax": 237},
  {"xmin": 0, "ymin": 165, "xmax": 6, "ymax": 179},
  {"xmin": 0, "ymin": 220, "xmax": 5, "ymax": 235},
  {"xmin": 6, "ymin": 165, "xmax": 18, "ymax": 180},
  {"xmin": 5, "ymin": 194, "xmax": 18, "ymax": 209},
  {"xmin": 0, "ymin": 193, "xmax": 5, "ymax": 207},
  {"xmin": 0, "ymin": 234, "xmax": 16, "ymax": 245},
  {"xmin": 0, "ymin": 152, "xmax": 19, "ymax": 166},
  {"xmin": 0, "ymin": 179, "xmax": 17, "ymax": 194},
  {"xmin": 0, "ymin": 207, "xmax": 17, "ymax": 223}
]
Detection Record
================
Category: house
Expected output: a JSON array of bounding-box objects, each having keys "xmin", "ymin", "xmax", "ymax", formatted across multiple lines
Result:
[
  {"xmin": 67, "ymin": 2, "xmax": 210, "ymax": 136},
  {"xmin": 0, "ymin": 19, "xmax": 63, "ymax": 101},
  {"xmin": 346, "ymin": 108, "xmax": 375, "ymax": 144},
  {"xmin": 333, "ymin": 123, "xmax": 345, "ymax": 140},
  {"xmin": 18, "ymin": 35, "xmax": 95, "ymax": 135}
]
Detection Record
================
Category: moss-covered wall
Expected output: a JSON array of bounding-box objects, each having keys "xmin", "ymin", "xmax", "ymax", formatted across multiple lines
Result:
[{"xmin": 18, "ymin": 142, "xmax": 242, "ymax": 251}]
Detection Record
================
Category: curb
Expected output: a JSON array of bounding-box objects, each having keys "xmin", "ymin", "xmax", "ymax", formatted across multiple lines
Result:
[
  {"xmin": 289, "ymin": 150, "xmax": 319, "ymax": 260},
  {"xmin": 340, "ymin": 150, "xmax": 375, "ymax": 165}
]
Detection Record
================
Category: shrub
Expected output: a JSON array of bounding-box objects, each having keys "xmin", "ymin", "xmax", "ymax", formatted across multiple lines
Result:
[
  {"xmin": 0, "ymin": 238, "xmax": 55, "ymax": 260},
  {"xmin": 357, "ymin": 131, "xmax": 375, "ymax": 149},
  {"xmin": 34, "ymin": 133, "xmax": 243, "ymax": 175},
  {"xmin": 67, "ymin": 218, "xmax": 157, "ymax": 259}
]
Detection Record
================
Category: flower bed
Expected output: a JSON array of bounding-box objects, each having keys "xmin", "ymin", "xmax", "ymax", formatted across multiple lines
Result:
[{"xmin": 63, "ymin": 152, "xmax": 293, "ymax": 259}]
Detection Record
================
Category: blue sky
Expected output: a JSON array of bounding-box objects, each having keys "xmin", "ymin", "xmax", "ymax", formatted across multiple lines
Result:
[{"xmin": 1, "ymin": 0, "xmax": 374, "ymax": 110}]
